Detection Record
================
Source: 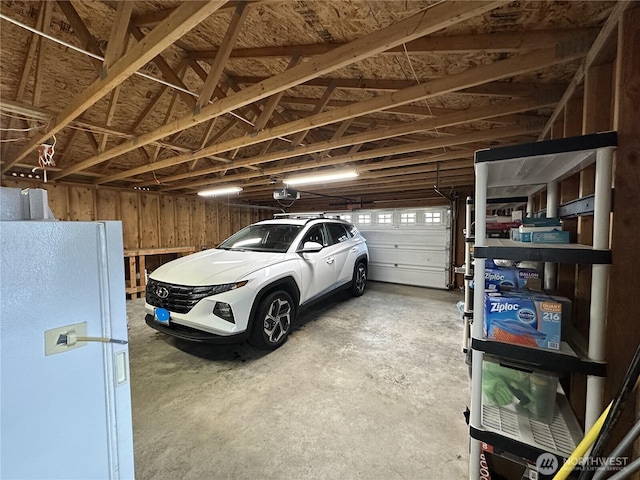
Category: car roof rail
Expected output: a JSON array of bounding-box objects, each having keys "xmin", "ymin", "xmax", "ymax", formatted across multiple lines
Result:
[{"xmin": 273, "ymin": 212, "xmax": 349, "ymax": 221}]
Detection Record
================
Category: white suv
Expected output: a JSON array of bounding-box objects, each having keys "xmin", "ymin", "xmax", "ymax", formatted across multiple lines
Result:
[{"xmin": 145, "ymin": 215, "xmax": 368, "ymax": 350}]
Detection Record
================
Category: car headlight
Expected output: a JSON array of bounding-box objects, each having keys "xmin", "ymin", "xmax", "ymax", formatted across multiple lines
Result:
[{"xmin": 194, "ymin": 280, "xmax": 248, "ymax": 296}]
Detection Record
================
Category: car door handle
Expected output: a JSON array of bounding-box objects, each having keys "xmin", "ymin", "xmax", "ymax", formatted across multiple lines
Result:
[{"xmin": 326, "ymin": 257, "xmax": 335, "ymax": 264}]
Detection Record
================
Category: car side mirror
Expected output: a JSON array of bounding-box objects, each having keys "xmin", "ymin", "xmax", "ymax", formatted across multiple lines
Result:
[{"xmin": 298, "ymin": 241, "xmax": 323, "ymax": 253}]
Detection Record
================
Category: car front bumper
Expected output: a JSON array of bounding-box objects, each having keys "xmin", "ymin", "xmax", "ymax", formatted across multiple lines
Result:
[{"xmin": 145, "ymin": 314, "xmax": 250, "ymax": 343}]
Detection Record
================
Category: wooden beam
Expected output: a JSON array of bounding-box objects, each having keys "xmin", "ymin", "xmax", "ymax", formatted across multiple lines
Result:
[
  {"xmin": 238, "ymin": 168, "xmax": 475, "ymax": 195},
  {"xmin": 99, "ymin": 45, "xmax": 574, "ymax": 185},
  {"xmin": 130, "ymin": 2, "xmax": 260, "ymax": 28},
  {"xmin": 62, "ymin": 1, "xmax": 506, "ymax": 180},
  {"xmin": 130, "ymin": 60, "xmax": 187, "ymax": 132},
  {"xmin": 583, "ymin": 63, "xmax": 614, "ymax": 133},
  {"xmin": 56, "ymin": 0, "xmax": 104, "ymax": 72},
  {"xmin": 163, "ymin": 125, "xmax": 537, "ymax": 191},
  {"xmin": 196, "ymin": 3, "xmax": 250, "ymax": 110},
  {"xmin": 252, "ymin": 55, "xmax": 302, "ymax": 133},
  {"xmin": 236, "ymin": 76, "xmax": 565, "ymax": 98},
  {"xmin": 189, "ymin": 60, "xmax": 269, "ymax": 136},
  {"xmin": 2, "ymin": 4, "xmax": 47, "ymax": 158},
  {"xmin": 32, "ymin": 2, "xmax": 53, "ymax": 107},
  {"xmin": 539, "ymin": 0, "xmax": 631, "ymax": 139},
  {"xmin": 0, "ymin": 99, "xmax": 224, "ymax": 172},
  {"xmin": 84, "ymin": 129, "xmax": 101, "ymax": 153},
  {"xmin": 128, "ymin": 28, "xmax": 198, "ymax": 110},
  {"xmin": 102, "ymin": 2, "xmax": 133, "ymax": 75},
  {"xmin": 54, "ymin": 129, "xmax": 80, "ymax": 167},
  {"xmin": 289, "ymin": 82, "xmax": 336, "ymax": 147},
  {"xmin": 138, "ymin": 89, "xmax": 557, "ymax": 187},
  {"xmin": 141, "ymin": 98, "xmax": 550, "ymax": 187},
  {"xmin": 316, "ymin": 119, "xmax": 354, "ymax": 161},
  {"xmin": 606, "ymin": 3, "xmax": 640, "ymax": 450},
  {"xmin": 175, "ymin": 148, "xmax": 478, "ymax": 193},
  {"xmin": 100, "ymin": 2, "xmax": 133, "ymax": 152},
  {"xmin": 281, "ymin": 95, "xmax": 449, "ymax": 117},
  {"xmin": 3, "ymin": 1, "xmax": 229, "ymax": 173},
  {"xmin": 563, "ymin": 95, "xmax": 583, "ymax": 137},
  {"xmin": 264, "ymin": 126, "xmax": 537, "ymax": 176},
  {"xmin": 131, "ymin": 8, "xmax": 174, "ymax": 28},
  {"xmin": 187, "ymin": 29, "xmax": 598, "ymax": 59}
]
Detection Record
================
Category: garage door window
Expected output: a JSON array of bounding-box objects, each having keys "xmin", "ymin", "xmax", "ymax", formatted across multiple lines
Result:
[
  {"xmin": 341, "ymin": 214, "xmax": 351, "ymax": 223},
  {"xmin": 358, "ymin": 213, "xmax": 371, "ymax": 224},
  {"xmin": 378, "ymin": 213, "xmax": 392, "ymax": 224},
  {"xmin": 425, "ymin": 212, "xmax": 441, "ymax": 223},
  {"xmin": 400, "ymin": 213, "xmax": 416, "ymax": 224}
]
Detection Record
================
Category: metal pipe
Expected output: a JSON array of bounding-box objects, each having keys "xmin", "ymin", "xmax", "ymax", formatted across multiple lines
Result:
[
  {"xmin": 605, "ymin": 457, "xmax": 640, "ymax": 480},
  {"xmin": 592, "ymin": 419, "xmax": 640, "ymax": 480},
  {"xmin": 585, "ymin": 146, "xmax": 613, "ymax": 429},
  {"xmin": 527, "ymin": 195, "xmax": 534, "ymax": 217}
]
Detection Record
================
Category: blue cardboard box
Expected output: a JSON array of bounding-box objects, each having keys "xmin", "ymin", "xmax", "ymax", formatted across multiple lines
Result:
[
  {"xmin": 475, "ymin": 261, "xmax": 541, "ymax": 291},
  {"xmin": 532, "ymin": 230, "xmax": 570, "ymax": 244},
  {"xmin": 518, "ymin": 226, "xmax": 565, "ymax": 243},
  {"xmin": 484, "ymin": 291, "xmax": 567, "ymax": 350}
]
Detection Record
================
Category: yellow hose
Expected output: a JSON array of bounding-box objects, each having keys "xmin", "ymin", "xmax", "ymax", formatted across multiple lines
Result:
[{"xmin": 552, "ymin": 402, "xmax": 612, "ymax": 480}]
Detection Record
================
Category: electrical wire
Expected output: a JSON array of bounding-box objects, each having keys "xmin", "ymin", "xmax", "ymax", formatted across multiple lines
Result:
[
  {"xmin": 401, "ymin": 43, "xmax": 446, "ymax": 153},
  {"xmin": 0, "ymin": 125, "xmax": 44, "ymax": 132},
  {"xmin": 0, "ymin": 13, "xmax": 305, "ymax": 149}
]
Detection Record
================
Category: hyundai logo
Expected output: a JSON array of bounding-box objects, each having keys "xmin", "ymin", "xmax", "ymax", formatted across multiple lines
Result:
[{"xmin": 156, "ymin": 286, "xmax": 169, "ymax": 299}]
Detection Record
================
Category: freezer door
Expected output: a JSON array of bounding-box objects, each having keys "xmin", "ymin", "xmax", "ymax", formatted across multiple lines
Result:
[{"xmin": 1, "ymin": 221, "xmax": 134, "ymax": 479}]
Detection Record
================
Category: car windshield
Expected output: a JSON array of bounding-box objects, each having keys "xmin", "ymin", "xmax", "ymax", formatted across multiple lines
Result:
[{"xmin": 218, "ymin": 224, "xmax": 303, "ymax": 253}]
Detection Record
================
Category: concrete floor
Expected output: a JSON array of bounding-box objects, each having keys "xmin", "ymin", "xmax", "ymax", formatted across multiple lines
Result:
[{"xmin": 127, "ymin": 281, "xmax": 469, "ymax": 480}]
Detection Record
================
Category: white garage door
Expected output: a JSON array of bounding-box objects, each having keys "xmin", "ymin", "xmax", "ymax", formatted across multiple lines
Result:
[{"xmin": 336, "ymin": 208, "xmax": 451, "ymax": 289}]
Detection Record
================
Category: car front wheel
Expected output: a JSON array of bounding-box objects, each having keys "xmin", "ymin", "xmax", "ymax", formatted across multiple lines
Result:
[
  {"xmin": 249, "ymin": 290, "xmax": 294, "ymax": 350},
  {"xmin": 350, "ymin": 262, "xmax": 367, "ymax": 297}
]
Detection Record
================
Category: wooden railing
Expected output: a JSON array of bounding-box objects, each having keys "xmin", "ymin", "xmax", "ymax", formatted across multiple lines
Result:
[{"xmin": 124, "ymin": 246, "xmax": 196, "ymax": 299}]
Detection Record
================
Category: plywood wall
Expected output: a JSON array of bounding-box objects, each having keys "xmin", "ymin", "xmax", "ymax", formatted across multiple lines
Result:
[{"xmin": 1, "ymin": 179, "xmax": 271, "ymax": 250}]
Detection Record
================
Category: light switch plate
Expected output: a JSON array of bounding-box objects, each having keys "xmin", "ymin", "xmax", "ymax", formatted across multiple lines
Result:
[{"xmin": 44, "ymin": 322, "xmax": 87, "ymax": 356}]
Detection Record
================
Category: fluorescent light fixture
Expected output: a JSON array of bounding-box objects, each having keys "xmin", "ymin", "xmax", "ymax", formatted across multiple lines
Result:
[
  {"xmin": 198, "ymin": 186, "xmax": 243, "ymax": 197},
  {"xmin": 283, "ymin": 170, "xmax": 358, "ymax": 186}
]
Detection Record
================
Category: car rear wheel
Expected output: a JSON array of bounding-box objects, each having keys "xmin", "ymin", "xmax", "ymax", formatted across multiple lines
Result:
[
  {"xmin": 249, "ymin": 290, "xmax": 294, "ymax": 350},
  {"xmin": 350, "ymin": 262, "xmax": 367, "ymax": 297}
]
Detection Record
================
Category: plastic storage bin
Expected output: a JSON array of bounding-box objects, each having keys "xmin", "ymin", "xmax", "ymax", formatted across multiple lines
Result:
[{"xmin": 482, "ymin": 356, "xmax": 558, "ymax": 424}]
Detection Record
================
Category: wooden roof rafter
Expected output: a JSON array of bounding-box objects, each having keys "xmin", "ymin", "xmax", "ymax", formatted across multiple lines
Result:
[
  {"xmin": 109, "ymin": 44, "xmax": 576, "ymax": 186},
  {"xmin": 187, "ymin": 28, "xmax": 599, "ymax": 60},
  {"xmin": 160, "ymin": 123, "xmax": 540, "ymax": 192},
  {"xmin": 2, "ymin": 0, "xmax": 230, "ymax": 173},
  {"xmin": 51, "ymin": 1, "xmax": 507, "ymax": 180}
]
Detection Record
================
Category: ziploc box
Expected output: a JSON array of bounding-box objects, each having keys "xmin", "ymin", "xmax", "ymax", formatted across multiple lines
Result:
[
  {"xmin": 479, "ymin": 260, "xmax": 541, "ymax": 291},
  {"xmin": 484, "ymin": 291, "xmax": 567, "ymax": 350}
]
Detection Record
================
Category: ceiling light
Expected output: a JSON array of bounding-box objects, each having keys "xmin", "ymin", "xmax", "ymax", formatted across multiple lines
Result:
[
  {"xmin": 283, "ymin": 170, "xmax": 358, "ymax": 186},
  {"xmin": 198, "ymin": 186, "xmax": 243, "ymax": 197}
]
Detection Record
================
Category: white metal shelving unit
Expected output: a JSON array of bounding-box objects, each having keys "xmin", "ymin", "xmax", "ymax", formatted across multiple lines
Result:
[
  {"xmin": 467, "ymin": 132, "xmax": 617, "ymax": 479},
  {"xmin": 462, "ymin": 197, "xmax": 474, "ymax": 353}
]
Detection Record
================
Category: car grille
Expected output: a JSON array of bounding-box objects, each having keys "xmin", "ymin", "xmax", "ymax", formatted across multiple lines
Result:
[{"xmin": 146, "ymin": 278, "xmax": 217, "ymax": 314}]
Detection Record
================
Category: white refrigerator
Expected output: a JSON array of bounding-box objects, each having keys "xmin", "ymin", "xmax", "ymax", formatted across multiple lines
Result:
[{"xmin": 1, "ymin": 193, "xmax": 134, "ymax": 479}]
